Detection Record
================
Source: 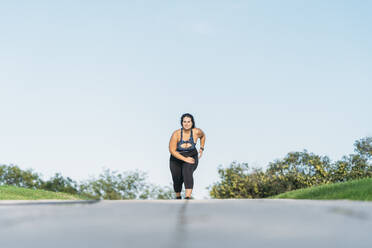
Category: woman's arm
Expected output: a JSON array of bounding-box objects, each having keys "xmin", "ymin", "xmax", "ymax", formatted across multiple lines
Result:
[
  {"xmin": 197, "ymin": 128, "xmax": 206, "ymax": 159},
  {"xmin": 169, "ymin": 130, "xmax": 188, "ymax": 162},
  {"xmin": 199, "ymin": 128, "xmax": 206, "ymax": 149}
]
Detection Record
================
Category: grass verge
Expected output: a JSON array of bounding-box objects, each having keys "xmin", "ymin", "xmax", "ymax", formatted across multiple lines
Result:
[
  {"xmin": 0, "ymin": 185, "xmax": 88, "ymax": 200},
  {"xmin": 272, "ymin": 177, "xmax": 372, "ymax": 201}
]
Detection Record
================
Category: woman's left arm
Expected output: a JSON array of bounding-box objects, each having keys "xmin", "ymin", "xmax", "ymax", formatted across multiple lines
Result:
[{"xmin": 198, "ymin": 128, "xmax": 206, "ymax": 158}]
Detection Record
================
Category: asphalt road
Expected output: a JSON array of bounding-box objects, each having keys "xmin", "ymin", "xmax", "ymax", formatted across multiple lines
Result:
[{"xmin": 0, "ymin": 199, "xmax": 371, "ymax": 248}]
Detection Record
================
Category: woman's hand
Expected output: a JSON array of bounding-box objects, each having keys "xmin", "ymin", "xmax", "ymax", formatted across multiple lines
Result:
[
  {"xmin": 184, "ymin": 157, "xmax": 195, "ymax": 164},
  {"xmin": 198, "ymin": 149, "xmax": 203, "ymax": 159}
]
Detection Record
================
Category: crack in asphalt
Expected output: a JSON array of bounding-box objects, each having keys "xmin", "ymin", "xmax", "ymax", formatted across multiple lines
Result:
[{"xmin": 170, "ymin": 200, "xmax": 190, "ymax": 248}]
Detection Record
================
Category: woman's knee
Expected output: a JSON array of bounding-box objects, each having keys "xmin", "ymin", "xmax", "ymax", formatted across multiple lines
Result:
[{"xmin": 184, "ymin": 177, "xmax": 194, "ymax": 189}]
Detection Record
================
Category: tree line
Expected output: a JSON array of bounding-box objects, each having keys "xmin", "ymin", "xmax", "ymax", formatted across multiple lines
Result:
[
  {"xmin": 0, "ymin": 166, "xmax": 174, "ymax": 200},
  {"xmin": 1, "ymin": 136, "xmax": 371, "ymax": 199},
  {"xmin": 208, "ymin": 136, "xmax": 372, "ymax": 198}
]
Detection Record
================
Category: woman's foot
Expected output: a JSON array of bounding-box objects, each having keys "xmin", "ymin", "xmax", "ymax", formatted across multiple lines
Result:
[
  {"xmin": 185, "ymin": 196, "xmax": 191, "ymax": 199},
  {"xmin": 176, "ymin": 196, "xmax": 182, "ymax": 199}
]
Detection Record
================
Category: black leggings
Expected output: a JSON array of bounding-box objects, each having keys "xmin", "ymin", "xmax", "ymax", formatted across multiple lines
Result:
[{"xmin": 169, "ymin": 149, "xmax": 198, "ymax": 192}]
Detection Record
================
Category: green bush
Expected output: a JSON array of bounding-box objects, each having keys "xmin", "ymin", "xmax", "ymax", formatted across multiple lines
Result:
[
  {"xmin": 40, "ymin": 173, "xmax": 79, "ymax": 195},
  {"xmin": 0, "ymin": 165, "xmax": 174, "ymax": 200},
  {"xmin": 267, "ymin": 150, "xmax": 333, "ymax": 190},
  {"xmin": 208, "ymin": 136, "xmax": 372, "ymax": 199},
  {"xmin": 77, "ymin": 168, "xmax": 174, "ymax": 200},
  {"xmin": 207, "ymin": 162, "xmax": 281, "ymax": 199},
  {"xmin": 78, "ymin": 168, "xmax": 149, "ymax": 200},
  {"xmin": 0, "ymin": 164, "xmax": 42, "ymax": 189},
  {"xmin": 354, "ymin": 137, "xmax": 372, "ymax": 159}
]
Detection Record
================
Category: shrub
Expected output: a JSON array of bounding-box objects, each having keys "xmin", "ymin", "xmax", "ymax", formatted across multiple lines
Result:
[
  {"xmin": 0, "ymin": 164, "xmax": 42, "ymax": 189},
  {"xmin": 208, "ymin": 136, "xmax": 372, "ymax": 199}
]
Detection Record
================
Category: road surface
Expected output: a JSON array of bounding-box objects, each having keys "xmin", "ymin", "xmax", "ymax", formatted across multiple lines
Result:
[{"xmin": 0, "ymin": 199, "xmax": 371, "ymax": 248}]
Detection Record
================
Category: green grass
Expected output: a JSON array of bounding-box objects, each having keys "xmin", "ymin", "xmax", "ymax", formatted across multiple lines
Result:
[
  {"xmin": 0, "ymin": 185, "xmax": 88, "ymax": 200},
  {"xmin": 272, "ymin": 177, "xmax": 372, "ymax": 201}
]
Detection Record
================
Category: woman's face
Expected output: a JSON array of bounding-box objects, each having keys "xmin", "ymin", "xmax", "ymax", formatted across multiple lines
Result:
[{"xmin": 182, "ymin": 117, "xmax": 193, "ymax": 130}]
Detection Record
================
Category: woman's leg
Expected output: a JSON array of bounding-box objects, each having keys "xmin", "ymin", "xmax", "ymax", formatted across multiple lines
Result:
[
  {"xmin": 182, "ymin": 155, "xmax": 198, "ymax": 198},
  {"xmin": 169, "ymin": 158, "xmax": 183, "ymax": 195}
]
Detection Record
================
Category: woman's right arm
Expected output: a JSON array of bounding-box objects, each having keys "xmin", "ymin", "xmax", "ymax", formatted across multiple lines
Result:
[{"xmin": 169, "ymin": 130, "xmax": 187, "ymax": 161}]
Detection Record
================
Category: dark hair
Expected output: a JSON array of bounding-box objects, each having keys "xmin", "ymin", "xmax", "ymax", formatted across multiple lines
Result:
[{"xmin": 180, "ymin": 113, "xmax": 196, "ymax": 128}]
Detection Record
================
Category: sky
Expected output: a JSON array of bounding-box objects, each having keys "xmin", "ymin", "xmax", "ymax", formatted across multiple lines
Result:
[{"xmin": 1, "ymin": 1, "xmax": 371, "ymax": 199}]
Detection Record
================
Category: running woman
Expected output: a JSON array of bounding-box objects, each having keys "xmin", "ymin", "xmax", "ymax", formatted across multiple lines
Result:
[{"xmin": 169, "ymin": 113, "xmax": 206, "ymax": 200}]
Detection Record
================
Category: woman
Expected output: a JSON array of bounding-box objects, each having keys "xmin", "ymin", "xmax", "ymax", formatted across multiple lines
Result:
[{"xmin": 169, "ymin": 113, "xmax": 206, "ymax": 200}]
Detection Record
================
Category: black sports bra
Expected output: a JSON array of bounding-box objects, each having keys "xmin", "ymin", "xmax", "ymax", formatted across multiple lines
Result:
[{"xmin": 176, "ymin": 128, "xmax": 196, "ymax": 151}]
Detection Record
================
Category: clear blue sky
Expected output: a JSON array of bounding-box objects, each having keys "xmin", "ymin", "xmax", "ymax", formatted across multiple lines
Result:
[{"xmin": 1, "ymin": 1, "xmax": 371, "ymax": 199}]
